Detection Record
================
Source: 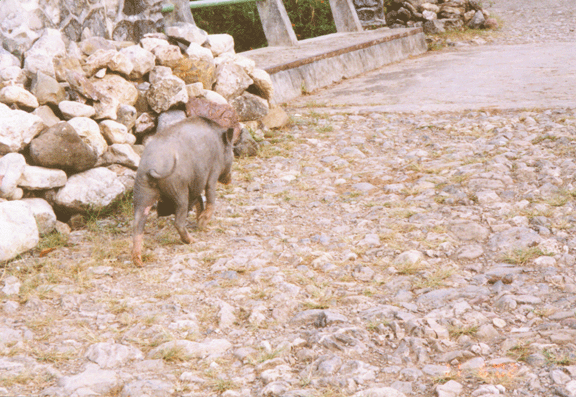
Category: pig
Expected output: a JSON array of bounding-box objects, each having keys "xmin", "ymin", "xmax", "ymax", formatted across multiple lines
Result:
[{"xmin": 132, "ymin": 116, "xmax": 234, "ymax": 267}]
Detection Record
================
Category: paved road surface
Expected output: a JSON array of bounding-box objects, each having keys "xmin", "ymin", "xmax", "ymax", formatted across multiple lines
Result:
[{"xmin": 288, "ymin": 0, "xmax": 576, "ymax": 112}]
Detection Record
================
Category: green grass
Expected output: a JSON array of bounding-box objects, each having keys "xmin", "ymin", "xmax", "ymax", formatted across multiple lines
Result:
[{"xmin": 501, "ymin": 247, "xmax": 550, "ymax": 265}]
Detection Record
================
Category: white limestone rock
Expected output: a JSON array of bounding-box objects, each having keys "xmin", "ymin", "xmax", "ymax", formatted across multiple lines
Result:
[
  {"xmin": 20, "ymin": 198, "xmax": 57, "ymax": 235},
  {"xmin": 0, "ymin": 85, "xmax": 38, "ymax": 108},
  {"xmin": 18, "ymin": 165, "xmax": 67, "ymax": 190},
  {"xmin": 85, "ymin": 342, "xmax": 144, "ymax": 369},
  {"xmin": 58, "ymin": 101, "xmax": 96, "ymax": 119},
  {"xmin": 204, "ymin": 33, "xmax": 235, "ymax": 57},
  {"xmin": 99, "ymin": 120, "xmax": 136, "ymax": 145},
  {"xmin": 0, "ymin": 103, "xmax": 46, "ymax": 154},
  {"xmin": 23, "ymin": 28, "xmax": 66, "ymax": 79},
  {"xmin": 0, "ymin": 200, "xmax": 39, "ymax": 261},
  {"xmin": 54, "ymin": 167, "xmax": 126, "ymax": 212},
  {"xmin": 146, "ymin": 74, "xmax": 188, "ymax": 113},
  {"xmin": 213, "ymin": 59, "xmax": 253, "ymax": 100},
  {"xmin": 119, "ymin": 45, "xmax": 156, "ymax": 80},
  {"xmin": 67, "ymin": 117, "xmax": 108, "ymax": 158},
  {"xmin": 0, "ymin": 152, "xmax": 26, "ymax": 199}
]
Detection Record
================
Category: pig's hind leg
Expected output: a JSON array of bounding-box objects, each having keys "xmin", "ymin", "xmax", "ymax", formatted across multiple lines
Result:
[
  {"xmin": 132, "ymin": 185, "xmax": 158, "ymax": 267},
  {"xmin": 191, "ymin": 196, "xmax": 204, "ymax": 225},
  {"xmin": 198, "ymin": 177, "xmax": 217, "ymax": 230},
  {"xmin": 173, "ymin": 192, "xmax": 194, "ymax": 244}
]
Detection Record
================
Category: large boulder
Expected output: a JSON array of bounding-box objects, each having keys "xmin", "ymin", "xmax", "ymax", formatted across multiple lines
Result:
[
  {"xmin": 54, "ymin": 167, "xmax": 126, "ymax": 212},
  {"xmin": 29, "ymin": 122, "xmax": 98, "ymax": 173},
  {"xmin": 0, "ymin": 103, "xmax": 46, "ymax": 154},
  {"xmin": 0, "ymin": 200, "xmax": 39, "ymax": 261}
]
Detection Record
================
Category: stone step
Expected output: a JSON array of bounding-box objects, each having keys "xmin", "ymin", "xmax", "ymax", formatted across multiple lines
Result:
[{"xmin": 242, "ymin": 27, "xmax": 427, "ymax": 104}]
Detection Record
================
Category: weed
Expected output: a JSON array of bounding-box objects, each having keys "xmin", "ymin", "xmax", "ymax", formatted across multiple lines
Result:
[
  {"xmin": 394, "ymin": 260, "xmax": 427, "ymax": 275},
  {"xmin": 506, "ymin": 342, "xmax": 531, "ymax": 362},
  {"xmin": 36, "ymin": 231, "xmax": 69, "ymax": 253},
  {"xmin": 543, "ymin": 349, "xmax": 576, "ymax": 366},
  {"xmin": 531, "ymin": 134, "xmax": 558, "ymax": 144},
  {"xmin": 366, "ymin": 319, "xmax": 390, "ymax": 332},
  {"xmin": 448, "ymin": 324, "xmax": 478, "ymax": 338},
  {"xmin": 211, "ymin": 378, "xmax": 238, "ymax": 392},
  {"xmin": 501, "ymin": 247, "xmax": 550, "ymax": 265},
  {"xmin": 414, "ymin": 268, "xmax": 454, "ymax": 290},
  {"xmin": 32, "ymin": 347, "xmax": 75, "ymax": 363},
  {"xmin": 473, "ymin": 363, "xmax": 521, "ymax": 388},
  {"xmin": 432, "ymin": 365, "xmax": 460, "ymax": 384},
  {"xmin": 156, "ymin": 344, "xmax": 188, "ymax": 362},
  {"xmin": 315, "ymin": 124, "xmax": 334, "ymax": 133}
]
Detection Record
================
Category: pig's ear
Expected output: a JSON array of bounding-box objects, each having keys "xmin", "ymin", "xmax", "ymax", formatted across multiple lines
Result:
[{"xmin": 223, "ymin": 128, "xmax": 234, "ymax": 144}]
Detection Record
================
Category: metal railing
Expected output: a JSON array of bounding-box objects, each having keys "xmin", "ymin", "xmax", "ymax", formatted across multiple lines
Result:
[{"xmin": 162, "ymin": 0, "xmax": 257, "ymax": 13}]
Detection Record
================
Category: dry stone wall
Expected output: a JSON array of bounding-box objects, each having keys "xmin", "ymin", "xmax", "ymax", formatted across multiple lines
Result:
[
  {"xmin": 353, "ymin": 0, "xmax": 497, "ymax": 32},
  {"xmin": 0, "ymin": 19, "xmax": 285, "ymax": 262},
  {"xmin": 0, "ymin": 0, "xmax": 164, "ymax": 53}
]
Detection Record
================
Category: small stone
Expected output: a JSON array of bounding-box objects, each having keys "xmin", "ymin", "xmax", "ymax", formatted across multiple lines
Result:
[{"xmin": 2, "ymin": 276, "xmax": 21, "ymax": 295}]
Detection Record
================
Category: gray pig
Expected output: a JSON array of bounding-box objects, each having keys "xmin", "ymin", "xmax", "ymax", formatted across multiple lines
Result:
[{"xmin": 132, "ymin": 117, "xmax": 234, "ymax": 267}]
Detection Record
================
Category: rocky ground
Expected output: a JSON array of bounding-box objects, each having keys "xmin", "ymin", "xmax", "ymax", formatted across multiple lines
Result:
[{"xmin": 2, "ymin": 1, "xmax": 576, "ymax": 397}]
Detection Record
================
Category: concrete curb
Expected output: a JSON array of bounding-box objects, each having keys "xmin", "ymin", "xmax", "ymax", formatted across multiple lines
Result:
[{"xmin": 242, "ymin": 28, "xmax": 428, "ymax": 104}]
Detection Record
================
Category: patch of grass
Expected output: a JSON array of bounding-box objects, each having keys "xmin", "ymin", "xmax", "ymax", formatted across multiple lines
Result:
[
  {"xmin": 315, "ymin": 124, "xmax": 334, "ymax": 133},
  {"xmin": 506, "ymin": 342, "xmax": 531, "ymax": 362},
  {"xmin": 448, "ymin": 324, "xmax": 478, "ymax": 339},
  {"xmin": 501, "ymin": 247, "xmax": 551, "ymax": 265},
  {"xmin": 543, "ymin": 349, "xmax": 576, "ymax": 366},
  {"xmin": 531, "ymin": 134, "xmax": 559, "ymax": 145},
  {"xmin": 366, "ymin": 319, "xmax": 390, "ymax": 332},
  {"xmin": 84, "ymin": 191, "xmax": 134, "ymax": 235},
  {"xmin": 0, "ymin": 371, "xmax": 56, "ymax": 387},
  {"xmin": 36, "ymin": 231, "xmax": 69, "ymax": 252},
  {"xmin": 413, "ymin": 268, "xmax": 454, "ymax": 290},
  {"xmin": 394, "ymin": 260, "xmax": 427, "ymax": 276},
  {"xmin": 432, "ymin": 366, "xmax": 460, "ymax": 384},
  {"xmin": 156, "ymin": 344, "xmax": 188, "ymax": 362},
  {"xmin": 390, "ymin": 209, "xmax": 417, "ymax": 219},
  {"xmin": 32, "ymin": 347, "xmax": 75, "ymax": 363},
  {"xmin": 427, "ymin": 25, "xmax": 501, "ymax": 51},
  {"xmin": 544, "ymin": 193, "xmax": 570, "ymax": 207},
  {"xmin": 210, "ymin": 378, "xmax": 238, "ymax": 393}
]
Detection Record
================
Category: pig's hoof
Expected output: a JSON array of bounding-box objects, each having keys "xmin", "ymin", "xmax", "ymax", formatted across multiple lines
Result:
[
  {"xmin": 181, "ymin": 233, "xmax": 194, "ymax": 244},
  {"xmin": 132, "ymin": 253, "xmax": 144, "ymax": 267},
  {"xmin": 198, "ymin": 217, "xmax": 210, "ymax": 230}
]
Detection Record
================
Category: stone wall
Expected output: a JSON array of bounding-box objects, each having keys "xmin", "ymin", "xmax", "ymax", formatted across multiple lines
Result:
[
  {"xmin": 353, "ymin": 0, "xmax": 386, "ymax": 28},
  {"xmin": 0, "ymin": 0, "xmax": 165, "ymax": 58}
]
